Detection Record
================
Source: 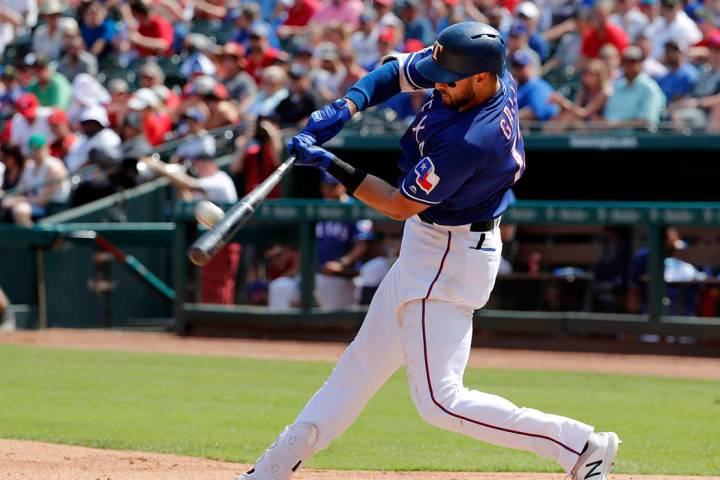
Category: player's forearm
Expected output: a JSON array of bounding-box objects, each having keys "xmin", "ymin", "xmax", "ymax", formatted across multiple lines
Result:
[
  {"xmin": 344, "ymin": 61, "xmax": 402, "ymax": 112},
  {"xmin": 354, "ymin": 175, "xmax": 414, "ymax": 221}
]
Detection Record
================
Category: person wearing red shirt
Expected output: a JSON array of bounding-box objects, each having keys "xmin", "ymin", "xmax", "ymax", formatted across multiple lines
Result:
[
  {"xmin": 47, "ymin": 108, "xmax": 79, "ymax": 163},
  {"xmin": 277, "ymin": 0, "xmax": 321, "ymax": 39},
  {"xmin": 128, "ymin": 88, "xmax": 172, "ymax": 146},
  {"xmin": 581, "ymin": 0, "xmax": 629, "ymax": 60},
  {"xmin": 245, "ymin": 25, "xmax": 283, "ymax": 83},
  {"xmin": 128, "ymin": 0, "xmax": 174, "ymax": 57}
]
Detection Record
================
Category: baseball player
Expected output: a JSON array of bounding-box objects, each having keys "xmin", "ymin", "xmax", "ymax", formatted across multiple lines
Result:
[{"xmin": 238, "ymin": 22, "xmax": 620, "ymax": 480}]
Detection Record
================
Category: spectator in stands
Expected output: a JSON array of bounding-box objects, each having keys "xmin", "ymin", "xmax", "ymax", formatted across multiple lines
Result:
[
  {"xmin": 275, "ymin": 64, "xmax": 322, "ymax": 126},
  {"xmin": 139, "ymin": 62, "xmax": 181, "ymax": 112},
  {"xmin": 57, "ymin": 35, "xmax": 99, "ymax": 81},
  {"xmin": 1, "ymin": 134, "xmax": 69, "ymax": 226},
  {"xmin": 119, "ymin": 111, "xmax": 152, "ymax": 159},
  {"xmin": 657, "ymin": 40, "xmax": 698, "ymax": 104},
  {"xmin": 218, "ymin": 42, "xmax": 257, "ymax": 117},
  {"xmin": 8, "ymin": 93, "xmax": 54, "ymax": 156},
  {"xmin": 64, "ymin": 106, "xmax": 121, "ymax": 173},
  {"xmin": 373, "ymin": 0, "xmax": 403, "ymax": 30},
  {"xmin": 144, "ymin": 150, "xmax": 239, "ymax": 305},
  {"xmin": 48, "ymin": 108, "xmax": 79, "ymax": 162},
  {"xmin": 0, "ymin": 67, "xmax": 22, "ymax": 119},
  {"xmin": 310, "ymin": 0, "xmax": 365, "ymax": 30},
  {"xmin": 338, "ymin": 49, "xmax": 368, "ymax": 95},
  {"xmin": 599, "ymin": 44, "xmax": 623, "ymax": 80},
  {"xmin": 691, "ymin": 9, "xmax": 720, "ymax": 48},
  {"xmin": 541, "ymin": 8, "xmax": 592, "ymax": 78},
  {"xmin": 230, "ymin": 118, "xmax": 283, "ymax": 197},
  {"xmin": 668, "ymin": 36, "xmax": 720, "ymax": 130},
  {"xmin": 315, "ymin": 48, "xmax": 347, "ymax": 101},
  {"xmin": 32, "ymin": 0, "xmax": 79, "ymax": 61},
  {"xmin": 26, "ymin": 55, "xmax": 72, "ymax": 110},
  {"xmin": 364, "ymin": 27, "xmax": 399, "ymax": 70},
  {"xmin": 231, "ymin": 3, "xmax": 280, "ymax": 49},
  {"xmin": 511, "ymin": 49, "xmax": 559, "ymax": 122},
  {"xmin": 603, "ymin": 45, "xmax": 666, "ymax": 128},
  {"xmin": 610, "ymin": 0, "xmax": 649, "ymax": 42},
  {"xmin": 248, "ymin": 66, "xmax": 289, "ymax": 118},
  {"xmin": 127, "ymin": 0, "xmax": 174, "ymax": 58},
  {"xmin": 172, "ymin": 105, "xmax": 216, "ymax": 166},
  {"xmin": 350, "ymin": 9, "xmax": 380, "ymax": 70},
  {"xmin": 644, "ymin": 0, "xmax": 702, "ymax": 59},
  {"xmin": 580, "ymin": 0, "xmax": 629, "ymax": 64},
  {"xmin": 0, "ymin": 145, "xmax": 25, "ymax": 193},
  {"xmin": 0, "ymin": 0, "xmax": 37, "ymax": 56},
  {"xmin": 127, "ymin": 88, "xmax": 172, "ymax": 146},
  {"xmin": 514, "ymin": 1, "xmax": 549, "ymax": 61},
  {"xmin": 277, "ymin": 0, "xmax": 321, "ymax": 40},
  {"xmin": 193, "ymin": 0, "xmax": 226, "ymax": 21},
  {"xmin": 245, "ymin": 24, "xmax": 282, "ymax": 83},
  {"xmin": 80, "ymin": 0, "xmax": 117, "ymax": 59},
  {"xmin": 106, "ymin": 79, "xmax": 130, "ymax": 130},
  {"xmin": 66, "ymin": 73, "xmax": 110, "ymax": 127},
  {"xmin": 179, "ymin": 75, "xmax": 235, "ymax": 129},
  {"xmin": 506, "ymin": 21, "xmax": 532, "ymax": 59},
  {"xmin": 399, "ymin": 0, "xmax": 434, "ymax": 45},
  {"xmin": 637, "ymin": 34, "xmax": 668, "ymax": 78},
  {"xmin": 547, "ymin": 59, "xmax": 612, "ymax": 130}
]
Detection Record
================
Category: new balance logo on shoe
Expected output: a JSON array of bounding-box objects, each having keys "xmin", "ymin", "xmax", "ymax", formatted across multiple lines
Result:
[{"xmin": 585, "ymin": 460, "xmax": 603, "ymax": 479}]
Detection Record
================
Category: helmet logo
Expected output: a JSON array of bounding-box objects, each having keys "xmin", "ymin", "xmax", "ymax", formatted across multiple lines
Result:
[{"xmin": 432, "ymin": 41, "xmax": 444, "ymax": 61}]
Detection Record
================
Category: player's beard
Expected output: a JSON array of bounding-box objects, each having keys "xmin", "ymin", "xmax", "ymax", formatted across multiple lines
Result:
[{"xmin": 439, "ymin": 81, "xmax": 475, "ymax": 109}]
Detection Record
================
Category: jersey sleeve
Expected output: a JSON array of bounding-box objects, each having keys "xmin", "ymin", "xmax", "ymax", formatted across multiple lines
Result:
[
  {"xmin": 381, "ymin": 47, "xmax": 436, "ymax": 93},
  {"xmin": 399, "ymin": 143, "xmax": 477, "ymax": 206}
]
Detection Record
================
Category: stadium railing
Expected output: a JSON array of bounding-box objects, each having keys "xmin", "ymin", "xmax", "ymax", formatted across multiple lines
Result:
[{"xmin": 174, "ymin": 199, "xmax": 720, "ymax": 340}]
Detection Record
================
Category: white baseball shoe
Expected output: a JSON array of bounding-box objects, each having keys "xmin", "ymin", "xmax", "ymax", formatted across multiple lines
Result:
[
  {"xmin": 235, "ymin": 422, "xmax": 319, "ymax": 480},
  {"xmin": 567, "ymin": 432, "xmax": 621, "ymax": 480}
]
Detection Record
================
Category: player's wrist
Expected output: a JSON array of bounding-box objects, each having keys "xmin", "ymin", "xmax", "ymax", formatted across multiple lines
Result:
[{"xmin": 326, "ymin": 156, "xmax": 367, "ymax": 194}]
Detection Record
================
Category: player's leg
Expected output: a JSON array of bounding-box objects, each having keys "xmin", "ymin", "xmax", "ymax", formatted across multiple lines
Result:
[
  {"xmin": 398, "ymin": 298, "xmax": 600, "ymax": 472},
  {"xmin": 240, "ymin": 264, "xmax": 405, "ymax": 479}
]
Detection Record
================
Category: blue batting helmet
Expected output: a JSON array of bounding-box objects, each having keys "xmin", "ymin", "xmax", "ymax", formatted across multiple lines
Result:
[{"xmin": 415, "ymin": 22, "xmax": 506, "ymax": 83}]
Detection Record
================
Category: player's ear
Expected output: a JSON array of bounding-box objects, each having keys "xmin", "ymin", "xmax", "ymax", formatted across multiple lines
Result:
[{"xmin": 476, "ymin": 72, "xmax": 489, "ymax": 84}]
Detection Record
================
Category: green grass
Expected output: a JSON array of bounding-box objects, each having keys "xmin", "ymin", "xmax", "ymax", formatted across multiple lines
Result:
[{"xmin": 0, "ymin": 345, "xmax": 718, "ymax": 474}]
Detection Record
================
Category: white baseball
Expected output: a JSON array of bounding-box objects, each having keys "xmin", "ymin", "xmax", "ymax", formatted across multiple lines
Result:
[{"xmin": 194, "ymin": 200, "xmax": 225, "ymax": 228}]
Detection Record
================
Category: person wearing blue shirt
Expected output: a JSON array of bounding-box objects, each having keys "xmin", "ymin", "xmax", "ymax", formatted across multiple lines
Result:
[
  {"xmin": 80, "ymin": 1, "xmax": 117, "ymax": 59},
  {"xmin": 657, "ymin": 40, "xmax": 699, "ymax": 104},
  {"xmin": 399, "ymin": 0, "xmax": 435, "ymax": 46},
  {"xmin": 237, "ymin": 22, "xmax": 619, "ymax": 480},
  {"xmin": 511, "ymin": 49, "xmax": 559, "ymax": 121}
]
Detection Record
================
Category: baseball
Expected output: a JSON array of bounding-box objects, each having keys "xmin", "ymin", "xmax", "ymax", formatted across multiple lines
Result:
[{"xmin": 194, "ymin": 200, "xmax": 225, "ymax": 228}]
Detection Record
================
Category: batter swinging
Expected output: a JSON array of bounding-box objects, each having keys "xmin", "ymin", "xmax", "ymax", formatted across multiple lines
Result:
[{"xmin": 238, "ymin": 22, "xmax": 620, "ymax": 480}]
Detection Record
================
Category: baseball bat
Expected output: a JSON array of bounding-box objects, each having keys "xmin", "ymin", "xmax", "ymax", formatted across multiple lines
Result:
[{"xmin": 187, "ymin": 155, "xmax": 296, "ymax": 266}]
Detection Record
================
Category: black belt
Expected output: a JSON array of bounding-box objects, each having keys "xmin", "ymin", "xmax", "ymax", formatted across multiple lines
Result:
[{"xmin": 418, "ymin": 213, "xmax": 496, "ymax": 232}]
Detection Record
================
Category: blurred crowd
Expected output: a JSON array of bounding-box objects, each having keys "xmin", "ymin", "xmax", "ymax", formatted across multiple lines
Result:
[{"xmin": 2, "ymin": 0, "xmax": 720, "ymax": 223}]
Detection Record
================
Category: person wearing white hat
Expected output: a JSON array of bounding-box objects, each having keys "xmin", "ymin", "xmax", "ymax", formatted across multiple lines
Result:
[
  {"xmin": 64, "ymin": 106, "xmax": 121, "ymax": 173},
  {"xmin": 32, "ymin": 0, "xmax": 79, "ymax": 60},
  {"xmin": 128, "ymin": 87, "xmax": 172, "ymax": 146},
  {"xmin": 512, "ymin": 1, "xmax": 549, "ymax": 60}
]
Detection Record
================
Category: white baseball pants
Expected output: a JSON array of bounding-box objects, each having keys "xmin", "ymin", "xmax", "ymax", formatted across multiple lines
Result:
[{"xmin": 294, "ymin": 216, "xmax": 593, "ymax": 471}]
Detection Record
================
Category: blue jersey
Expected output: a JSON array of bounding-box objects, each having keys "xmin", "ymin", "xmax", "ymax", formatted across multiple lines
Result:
[
  {"xmin": 394, "ymin": 49, "xmax": 525, "ymax": 225},
  {"xmin": 316, "ymin": 219, "xmax": 375, "ymax": 267}
]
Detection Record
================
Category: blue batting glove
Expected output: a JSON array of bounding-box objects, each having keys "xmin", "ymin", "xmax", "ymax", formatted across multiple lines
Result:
[
  {"xmin": 291, "ymin": 134, "xmax": 335, "ymax": 171},
  {"xmin": 301, "ymin": 98, "xmax": 352, "ymax": 145}
]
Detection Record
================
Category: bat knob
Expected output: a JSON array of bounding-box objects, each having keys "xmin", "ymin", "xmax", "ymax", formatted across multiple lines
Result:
[{"xmin": 188, "ymin": 246, "xmax": 212, "ymax": 266}]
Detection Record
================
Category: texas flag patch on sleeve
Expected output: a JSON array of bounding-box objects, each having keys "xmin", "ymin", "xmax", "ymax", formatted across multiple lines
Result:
[{"xmin": 415, "ymin": 157, "xmax": 440, "ymax": 193}]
